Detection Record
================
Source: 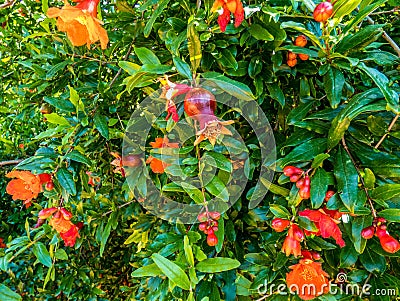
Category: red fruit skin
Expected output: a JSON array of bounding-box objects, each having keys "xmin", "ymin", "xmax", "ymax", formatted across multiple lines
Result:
[
  {"xmin": 207, "ymin": 228, "xmax": 215, "ymax": 235},
  {"xmin": 313, "ymin": 1, "xmax": 333, "ymax": 22},
  {"xmin": 197, "ymin": 212, "xmax": 208, "ymax": 223},
  {"xmin": 375, "ymin": 226, "xmax": 388, "ymax": 238},
  {"xmin": 296, "ymin": 178, "xmax": 305, "ymax": 189},
  {"xmin": 271, "ymin": 218, "xmax": 290, "ymax": 232},
  {"xmin": 283, "ymin": 166, "xmax": 297, "ymax": 177},
  {"xmin": 287, "ymin": 59, "xmax": 297, "ymax": 67},
  {"xmin": 290, "ymin": 174, "xmax": 302, "ymax": 183},
  {"xmin": 295, "ymin": 35, "xmax": 307, "ymax": 47},
  {"xmin": 379, "ymin": 234, "xmax": 400, "ymax": 253},
  {"xmin": 361, "ymin": 226, "xmax": 375, "ymax": 240},
  {"xmin": 298, "ymin": 53, "xmax": 309, "ymax": 61},
  {"xmin": 184, "ymin": 88, "xmax": 217, "ymax": 126},
  {"xmin": 292, "ymin": 224, "xmax": 305, "ymax": 241},
  {"xmin": 209, "ymin": 211, "xmax": 221, "ymax": 220},
  {"xmin": 207, "ymin": 233, "xmax": 218, "ymax": 246},
  {"xmin": 212, "ymin": 226, "xmax": 219, "ymax": 232},
  {"xmin": 376, "ymin": 217, "xmax": 387, "ymax": 224},
  {"xmin": 199, "ymin": 222, "xmax": 207, "ymax": 232},
  {"xmin": 303, "ymin": 175, "xmax": 310, "ymax": 187},
  {"xmin": 311, "ymin": 251, "xmax": 321, "ymax": 260},
  {"xmin": 45, "ymin": 181, "xmax": 54, "ymax": 191},
  {"xmin": 299, "ymin": 186, "xmax": 310, "ymax": 199},
  {"xmin": 324, "ymin": 190, "xmax": 335, "ymax": 202}
]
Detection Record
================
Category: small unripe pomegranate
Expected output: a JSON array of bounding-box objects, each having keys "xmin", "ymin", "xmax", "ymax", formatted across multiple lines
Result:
[
  {"xmin": 375, "ymin": 225, "xmax": 388, "ymax": 238},
  {"xmin": 324, "ymin": 190, "xmax": 335, "ymax": 202},
  {"xmin": 311, "ymin": 251, "xmax": 321, "ymax": 260},
  {"xmin": 287, "ymin": 59, "xmax": 297, "ymax": 67},
  {"xmin": 295, "ymin": 35, "xmax": 307, "ymax": 47},
  {"xmin": 207, "ymin": 233, "xmax": 218, "ymax": 246},
  {"xmin": 299, "ymin": 186, "xmax": 310, "ymax": 199},
  {"xmin": 313, "ymin": 1, "xmax": 333, "ymax": 22},
  {"xmin": 361, "ymin": 226, "xmax": 375, "ymax": 240},
  {"xmin": 296, "ymin": 178, "xmax": 305, "ymax": 189},
  {"xmin": 209, "ymin": 211, "xmax": 221, "ymax": 220},
  {"xmin": 303, "ymin": 175, "xmax": 310, "ymax": 187},
  {"xmin": 292, "ymin": 224, "xmax": 305, "ymax": 241},
  {"xmin": 271, "ymin": 218, "xmax": 290, "ymax": 232},
  {"xmin": 197, "ymin": 212, "xmax": 208, "ymax": 223},
  {"xmin": 379, "ymin": 234, "xmax": 400, "ymax": 253},
  {"xmin": 207, "ymin": 228, "xmax": 215, "ymax": 235},
  {"xmin": 288, "ymin": 52, "xmax": 297, "ymax": 60},
  {"xmin": 290, "ymin": 174, "xmax": 302, "ymax": 183},
  {"xmin": 283, "ymin": 166, "xmax": 303, "ymax": 177},
  {"xmin": 199, "ymin": 222, "xmax": 207, "ymax": 232},
  {"xmin": 45, "ymin": 181, "xmax": 54, "ymax": 191}
]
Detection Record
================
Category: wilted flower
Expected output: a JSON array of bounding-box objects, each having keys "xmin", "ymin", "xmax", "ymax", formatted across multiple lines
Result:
[{"xmin": 282, "ymin": 224, "xmax": 304, "ymax": 257}]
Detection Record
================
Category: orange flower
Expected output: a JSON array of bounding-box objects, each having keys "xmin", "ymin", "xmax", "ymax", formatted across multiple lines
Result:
[
  {"xmin": 286, "ymin": 259, "xmax": 330, "ymax": 300},
  {"xmin": 299, "ymin": 209, "xmax": 345, "ymax": 247},
  {"xmin": 47, "ymin": 0, "xmax": 108, "ymax": 49},
  {"xmin": 6, "ymin": 170, "xmax": 42, "ymax": 208},
  {"xmin": 110, "ymin": 153, "xmax": 141, "ymax": 177},
  {"xmin": 211, "ymin": 0, "xmax": 244, "ymax": 32},
  {"xmin": 282, "ymin": 224, "xmax": 304, "ymax": 257},
  {"xmin": 146, "ymin": 137, "xmax": 179, "ymax": 173},
  {"xmin": 39, "ymin": 207, "xmax": 80, "ymax": 247}
]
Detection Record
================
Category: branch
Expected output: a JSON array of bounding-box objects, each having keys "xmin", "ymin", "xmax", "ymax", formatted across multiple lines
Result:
[
  {"xmin": 109, "ymin": 42, "xmax": 135, "ymax": 88},
  {"xmin": 0, "ymin": 159, "xmax": 23, "ymax": 167},
  {"xmin": 0, "ymin": 0, "xmax": 15, "ymax": 9},
  {"xmin": 366, "ymin": 15, "xmax": 400, "ymax": 57},
  {"xmin": 374, "ymin": 114, "xmax": 399, "ymax": 149}
]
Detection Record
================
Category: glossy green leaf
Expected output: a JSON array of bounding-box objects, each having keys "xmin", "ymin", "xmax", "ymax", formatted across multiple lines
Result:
[
  {"xmin": 334, "ymin": 146, "xmax": 358, "ymax": 212},
  {"xmin": 32, "ymin": 242, "xmax": 52, "ymax": 268},
  {"xmin": 56, "ymin": 168, "xmax": 76, "ymax": 196},
  {"xmin": 173, "ymin": 56, "xmax": 192, "ymax": 80},
  {"xmin": 152, "ymin": 253, "xmax": 191, "ymax": 290},
  {"xmin": 248, "ymin": 24, "xmax": 274, "ymax": 41},
  {"xmin": 94, "ymin": 113, "xmax": 109, "ymax": 140},
  {"xmin": 0, "ymin": 284, "xmax": 22, "ymax": 301},
  {"xmin": 378, "ymin": 209, "xmax": 400, "ymax": 222},
  {"xmin": 65, "ymin": 150, "xmax": 91, "ymax": 166},
  {"xmin": 195, "ymin": 258, "xmax": 240, "ymax": 273},
  {"xmin": 43, "ymin": 113, "xmax": 70, "ymax": 126},
  {"xmin": 184, "ymin": 236, "xmax": 195, "ymax": 267},
  {"xmin": 323, "ymin": 67, "xmax": 345, "ymax": 108},
  {"xmin": 359, "ymin": 247, "xmax": 386, "ymax": 273},
  {"xmin": 187, "ymin": 22, "xmax": 202, "ymax": 72},
  {"xmin": 310, "ymin": 168, "xmax": 329, "ymax": 208},
  {"xmin": 351, "ymin": 215, "xmax": 373, "ymax": 254},
  {"xmin": 143, "ymin": 0, "xmax": 170, "ymax": 37},
  {"xmin": 371, "ymin": 184, "xmax": 400, "ymax": 201}
]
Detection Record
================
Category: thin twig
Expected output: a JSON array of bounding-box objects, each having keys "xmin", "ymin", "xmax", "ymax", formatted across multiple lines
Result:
[
  {"xmin": 366, "ymin": 15, "xmax": 400, "ymax": 57},
  {"xmin": 359, "ymin": 273, "xmax": 372, "ymax": 298},
  {"xmin": 374, "ymin": 114, "xmax": 399, "ymax": 149},
  {"xmin": 370, "ymin": 9, "xmax": 399, "ymax": 15},
  {"xmin": 109, "ymin": 42, "xmax": 135, "ymax": 88},
  {"xmin": 100, "ymin": 199, "xmax": 136, "ymax": 218},
  {"xmin": 341, "ymin": 137, "xmax": 377, "ymax": 218},
  {"xmin": 0, "ymin": 159, "xmax": 23, "ymax": 167},
  {"xmin": 0, "ymin": 0, "xmax": 15, "ymax": 9},
  {"xmin": 72, "ymin": 54, "xmax": 119, "ymax": 65}
]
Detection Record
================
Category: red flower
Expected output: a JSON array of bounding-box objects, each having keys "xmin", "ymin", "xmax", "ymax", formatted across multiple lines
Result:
[
  {"xmin": 166, "ymin": 99, "xmax": 179, "ymax": 122},
  {"xmin": 39, "ymin": 207, "xmax": 80, "ymax": 247},
  {"xmin": 299, "ymin": 209, "xmax": 345, "ymax": 247},
  {"xmin": 211, "ymin": 0, "xmax": 244, "ymax": 32},
  {"xmin": 47, "ymin": 0, "xmax": 109, "ymax": 49},
  {"xmin": 6, "ymin": 170, "xmax": 42, "ymax": 208},
  {"xmin": 38, "ymin": 173, "xmax": 52, "ymax": 184},
  {"xmin": 160, "ymin": 76, "xmax": 191, "ymax": 123},
  {"xmin": 271, "ymin": 218, "xmax": 290, "ymax": 232},
  {"xmin": 286, "ymin": 259, "xmax": 330, "ymax": 300},
  {"xmin": 376, "ymin": 226, "xmax": 400, "ymax": 253},
  {"xmin": 86, "ymin": 171, "xmax": 101, "ymax": 186},
  {"xmin": 0, "ymin": 238, "xmax": 6, "ymax": 248},
  {"xmin": 146, "ymin": 137, "xmax": 179, "ymax": 174},
  {"xmin": 282, "ymin": 224, "xmax": 304, "ymax": 257}
]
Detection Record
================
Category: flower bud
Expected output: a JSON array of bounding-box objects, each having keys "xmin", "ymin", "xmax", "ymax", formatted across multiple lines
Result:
[
  {"xmin": 298, "ymin": 53, "xmax": 309, "ymax": 61},
  {"xmin": 207, "ymin": 233, "xmax": 218, "ymax": 246},
  {"xmin": 271, "ymin": 218, "xmax": 290, "ymax": 232},
  {"xmin": 295, "ymin": 35, "xmax": 307, "ymax": 47},
  {"xmin": 313, "ymin": 1, "xmax": 333, "ymax": 22},
  {"xmin": 379, "ymin": 234, "xmax": 400, "ymax": 254},
  {"xmin": 361, "ymin": 226, "xmax": 375, "ymax": 240}
]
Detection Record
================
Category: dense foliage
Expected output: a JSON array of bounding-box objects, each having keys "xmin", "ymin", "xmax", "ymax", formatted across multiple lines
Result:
[{"xmin": 1, "ymin": 0, "xmax": 400, "ymax": 300}]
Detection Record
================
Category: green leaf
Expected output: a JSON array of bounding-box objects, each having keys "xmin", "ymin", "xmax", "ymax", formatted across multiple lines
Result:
[
  {"xmin": 358, "ymin": 63, "xmax": 399, "ymax": 114},
  {"xmin": 180, "ymin": 182, "xmax": 204, "ymax": 204},
  {"xmin": 46, "ymin": 61, "xmax": 70, "ymax": 79},
  {"xmin": 54, "ymin": 249, "xmax": 68, "ymax": 260},
  {"xmin": 202, "ymin": 72, "xmax": 255, "ymax": 101},
  {"xmin": 143, "ymin": 0, "xmax": 170, "ymax": 37},
  {"xmin": 68, "ymin": 86, "xmax": 84, "ymax": 111},
  {"xmin": 351, "ymin": 216, "xmax": 373, "ymax": 253},
  {"xmin": 173, "ymin": 56, "xmax": 192, "ymax": 80},
  {"xmin": 269, "ymin": 204, "xmax": 291, "ymax": 218},
  {"xmin": 248, "ymin": 24, "xmax": 274, "ymax": 41},
  {"xmin": 359, "ymin": 247, "xmax": 386, "ymax": 273},
  {"xmin": 343, "ymin": 0, "xmax": 388, "ymax": 31},
  {"xmin": 184, "ymin": 236, "xmax": 195, "ymax": 267},
  {"xmin": 333, "ymin": 0, "xmax": 362, "ymax": 21},
  {"xmin": 134, "ymin": 47, "xmax": 161, "ymax": 65},
  {"xmin": 131, "ymin": 263, "xmax": 162, "ymax": 277},
  {"xmin": 334, "ymin": 146, "xmax": 358, "ymax": 213},
  {"xmin": 267, "ymin": 83, "xmax": 285, "ymax": 107},
  {"xmin": 205, "ymin": 176, "xmax": 229, "ymax": 201},
  {"xmin": 44, "ymin": 96, "xmax": 75, "ymax": 112},
  {"xmin": 0, "ymin": 284, "xmax": 22, "ymax": 301},
  {"xmin": 65, "ymin": 150, "xmax": 91, "ymax": 166},
  {"xmin": 202, "ymin": 152, "xmax": 232, "ymax": 173},
  {"xmin": 152, "ymin": 253, "xmax": 191, "ymax": 290},
  {"xmin": 215, "ymin": 218, "xmax": 224, "ymax": 253},
  {"xmin": 43, "ymin": 113, "xmax": 70, "ymax": 126},
  {"xmin": 323, "ymin": 67, "xmax": 345, "ymax": 108},
  {"xmin": 310, "ymin": 168, "xmax": 329, "ymax": 208},
  {"xmin": 311, "ymin": 153, "xmax": 330, "ymax": 169},
  {"xmin": 32, "ymin": 242, "xmax": 52, "ymax": 268},
  {"xmin": 364, "ymin": 168, "xmax": 376, "ymax": 189},
  {"xmin": 340, "ymin": 244, "xmax": 359, "ymax": 268},
  {"xmin": 280, "ymin": 138, "xmax": 327, "ymax": 166},
  {"xmin": 281, "ymin": 21, "xmax": 323, "ymax": 49},
  {"xmin": 371, "ymin": 184, "xmax": 400, "ymax": 201},
  {"xmin": 195, "ymin": 258, "xmax": 240, "ymax": 273},
  {"xmin": 260, "ymin": 178, "xmax": 290, "ymax": 197},
  {"xmin": 94, "ymin": 113, "xmax": 109, "ymax": 140},
  {"xmin": 119, "ymin": 61, "xmax": 141, "ymax": 75},
  {"xmin": 187, "ymin": 22, "xmax": 202, "ymax": 72},
  {"xmin": 335, "ymin": 25, "xmax": 384, "ymax": 54},
  {"xmin": 56, "ymin": 168, "xmax": 76, "ymax": 196},
  {"xmin": 327, "ymin": 117, "xmax": 351, "ymax": 150},
  {"xmin": 378, "ymin": 209, "xmax": 400, "ymax": 222}
]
